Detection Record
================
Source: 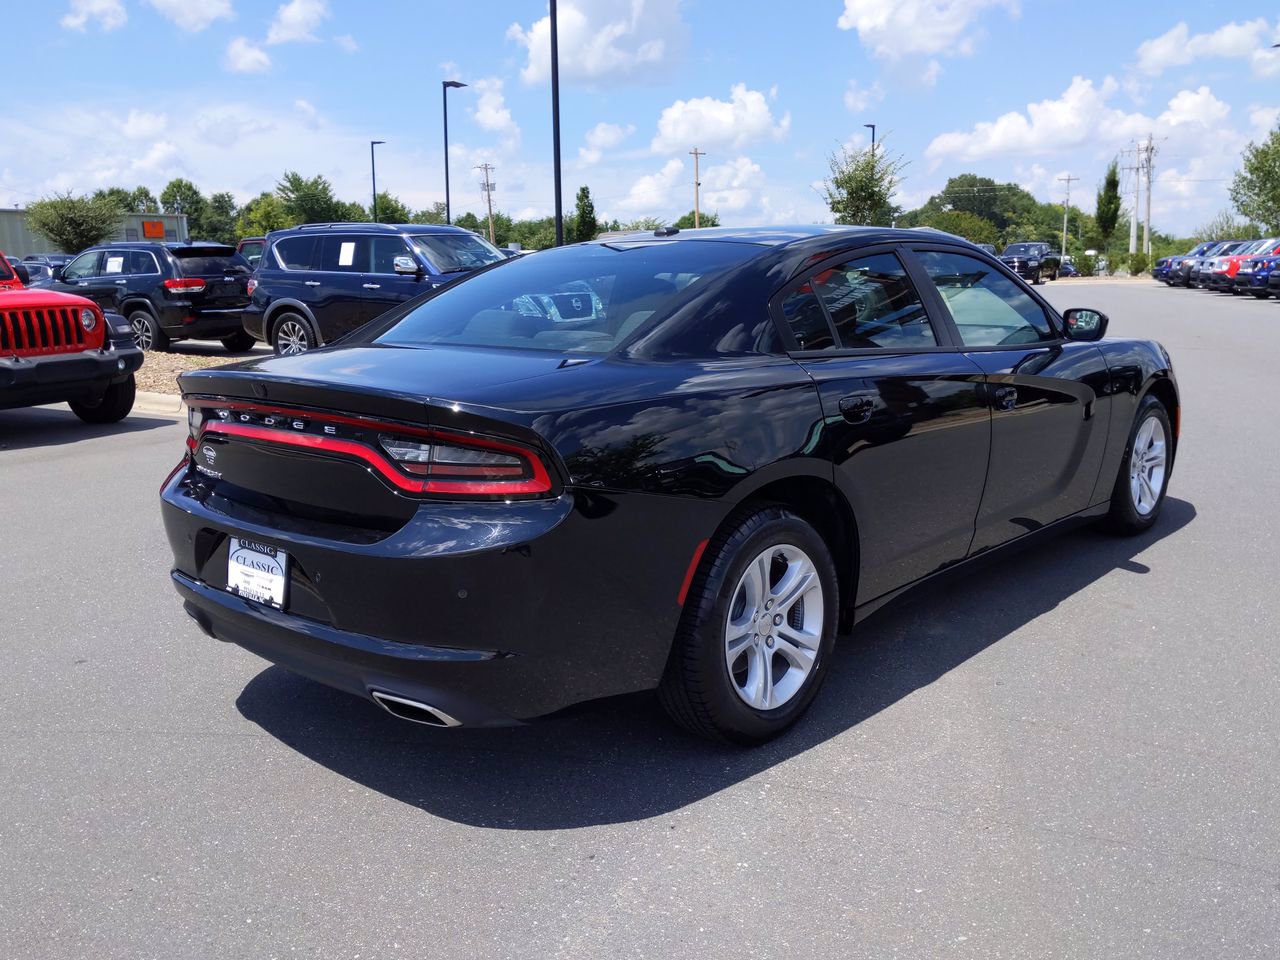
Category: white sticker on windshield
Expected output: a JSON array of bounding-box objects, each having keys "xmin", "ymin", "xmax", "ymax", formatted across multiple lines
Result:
[
  {"xmin": 105, "ymin": 256, "xmax": 124, "ymax": 274},
  {"xmin": 338, "ymin": 241, "xmax": 356, "ymax": 267}
]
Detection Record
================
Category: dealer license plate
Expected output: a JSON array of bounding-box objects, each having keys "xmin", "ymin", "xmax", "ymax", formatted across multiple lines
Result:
[{"xmin": 227, "ymin": 538, "xmax": 289, "ymax": 609}]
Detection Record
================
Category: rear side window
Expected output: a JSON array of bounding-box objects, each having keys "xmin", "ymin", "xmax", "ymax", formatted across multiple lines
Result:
[
  {"xmin": 916, "ymin": 250, "xmax": 1056, "ymax": 347},
  {"xmin": 318, "ymin": 236, "xmax": 370, "ymax": 273},
  {"xmin": 274, "ymin": 237, "xmax": 319, "ymax": 271}
]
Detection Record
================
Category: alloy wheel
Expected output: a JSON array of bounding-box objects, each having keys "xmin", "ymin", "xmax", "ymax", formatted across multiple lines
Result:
[
  {"xmin": 276, "ymin": 319, "xmax": 310, "ymax": 355},
  {"xmin": 1129, "ymin": 415, "xmax": 1167, "ymax": 516},
  {"xmin": 130, "ymin": 316, "xmax": 152, "ymax": 351},
  {"xmin": 723, "ymin": 543, "xmax": 824, "ymax": 710}
]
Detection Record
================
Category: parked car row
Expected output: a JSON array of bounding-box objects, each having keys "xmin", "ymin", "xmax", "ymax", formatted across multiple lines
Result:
[{"xmin": 1154, "ymin": 237, "xmax": 1280, "ymax": 298}]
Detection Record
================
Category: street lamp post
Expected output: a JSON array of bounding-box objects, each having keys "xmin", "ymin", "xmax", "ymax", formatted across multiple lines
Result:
[
  {"xmin": 550, "ymin": 0, "xmax": 564, "ymax": 245},
  {"xmin": 864, "ymin": 123, "xmax": 876, "ymax": 151},
  {"xmin": 370, "ymin": 140, "xmax": 385, "ymax": 222},
  {"xmin": 442, "ymin": 80, "xmax": 467, "ymax": 225}
]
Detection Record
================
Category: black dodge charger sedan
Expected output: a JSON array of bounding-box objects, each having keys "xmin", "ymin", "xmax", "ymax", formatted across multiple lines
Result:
[{"xmin": 161, "ymin": 226, "xmax": 1179, "ymax": 744}]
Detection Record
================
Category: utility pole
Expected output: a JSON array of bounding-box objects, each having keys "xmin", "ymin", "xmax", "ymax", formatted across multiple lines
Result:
[
  {"xmin": 1126, "ymin": 152, "xmax": 1140, "ymax": 255},
  {"xmin": 476, "ymin": 163, "xmax": 496, "ymax": 243},
  {"xmin": 550, "ymin": 0, "xmax": 564, "ymax": 245},
  {"xmin": 1141, "ymin": 134, "xmax": 1157, "ymax": 256},
  {"xmin": 689, "ymin": 147, "xmax": 705, "ymax": 228},
  {"xmin": 1058, "ymin": 173, "xmax": 1079, "ymax": 257}
]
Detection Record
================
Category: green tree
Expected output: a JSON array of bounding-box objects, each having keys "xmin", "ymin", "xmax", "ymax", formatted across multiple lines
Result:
[
  {"xmin": 201, "ymin": 191, "xmax": 239, "ymax": 244},
  {"xmin": 160, "ymin": 178, "xmax": 206, "ymax": 219},
  {"xmin": 916, "ymin": 209, "xmax": 998, "ymax": 245},
  {"xmin": 822, "ymin": 142, "xmax": 906, "ymax": 226},
  {"xmin": 1230, "ymin": 124, "xmax": 1280, "ymax": 233},
  {"xmin": 673, "ymin": 209, "xmax": 721, "ymax": 229},
  {"xmin": 573, "ymin": 185, "xmax": 600, "ymax": 241},
  {"xmin": 411, "ymin": 201, "xmax": 449, "ymax": 225},
  {"xmin": 453, "ymin": 212, "xmax": 485, "ymax": 234},
  {"xmin": 1194, "ymin": 209, "xmax": 1261, "ymax": 242},
  {"xmin": 131, "ymin": 186, "xmax": 159, "ymax": 213},
  {"xmin": 276, "ymin": 171, "xmax": 344, "ymax": 223},
  {"xmin": 620, "ymin": 216, "xmax": 666, "ymax": 231},
  {"xmin": 25, "ymin": 192, "xmax": 124, "ymax": 253},
  {"xmin": 237, "ymin": 191, "xmax": 294, "ymax": 235},
  {"xmin": 91, "ymin": 186, "xmax": 134, "ymax": 211},
  {"xmin": 334, "ymin": 200, "xmax": 370, "ymax": 222},
  {"xmin": 369, "ymin": 192, "xmax": 412, "ymax": 223},
  {"xmin": 1095, "ymin": 160, "xmax": 1122, "ymax": 252}
]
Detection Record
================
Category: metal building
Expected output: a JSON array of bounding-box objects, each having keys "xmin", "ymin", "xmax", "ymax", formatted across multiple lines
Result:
[{"xmin": 0, "ymin": 208, "xmax": 189, "ymax": 258}]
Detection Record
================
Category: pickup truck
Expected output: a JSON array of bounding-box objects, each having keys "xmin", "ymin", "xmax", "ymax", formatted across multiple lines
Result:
[{"xmin": 0, "ymin": 249, "xmax": 143, "ymax": 422}]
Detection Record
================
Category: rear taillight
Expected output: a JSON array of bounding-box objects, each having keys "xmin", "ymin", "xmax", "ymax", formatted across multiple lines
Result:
[
  {"xmin": 379, "ymin": 434, "xmax": 529, "ymax": 480},
  {"xmin": 163, "ymin": 277, "xmax": 207, "ymax": 292},
  {"xmin": 247, "ymin": 278, "xmax": 257, "ymax": 296}
]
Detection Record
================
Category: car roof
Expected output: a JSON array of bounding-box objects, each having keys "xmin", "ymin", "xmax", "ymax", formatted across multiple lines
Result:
[
  {"xmin": 587, "ymin": 224, "xmax": 968, "ymax": 250},
  {"xmin": 269, "ymin": 222, "xmax": 483, "ymax": 238}
]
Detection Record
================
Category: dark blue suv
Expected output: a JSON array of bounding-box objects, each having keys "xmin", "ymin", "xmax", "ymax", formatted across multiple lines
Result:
[{"xmin": 242, "ymin": 223, "xmax": 508, "ymax": 354}]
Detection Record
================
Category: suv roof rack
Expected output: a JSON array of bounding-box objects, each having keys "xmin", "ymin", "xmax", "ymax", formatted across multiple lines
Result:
[{"xmin": 294, "ymin": 222, "xmax": 403, "ymax": 231}]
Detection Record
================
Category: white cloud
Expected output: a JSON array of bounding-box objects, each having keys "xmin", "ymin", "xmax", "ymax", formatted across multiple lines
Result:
[
  {"xmin": 60, "ymin": 0, "xmax": 126, "ymax": 31},
  {"xmin": 921, "ymin": 59, "xmax": 943, "ymax": 87},
  {"xmin": 267, "ymin": 0, "xmax": 328, "ymax": 45},
  {"xmin": 843, "ymin": 80, "xmax": 883, "ymax": 113},
  {"xmin": 651, "ymin": 84, "xmax": 790, "ymax": 153},
  {"xmin": 334, "ymin": 34, "xmax": 358, "ymax": 53},
  {"xmin": 294, "ymin": 99, "xmax": 320, "ymax": 123},
  {"xmin": 618, "ymin": 158, "xmax": 686, "ymax": 213},
  {"xmin": 470, "ymin": 78, "xmax": 520, "ymax": 148},
  {"xmin": 579, "ymin": 122, "xmax": 635, "ymax": 165},
  {"xmin": 1158, "ymin": 86, "xmax": 1229, "ymax": 128},
  {"xmin": 506, "ymin": 0, "xmax": 687, "ymax": 86},
  {"xmin": 122, "ymin": 110, "xmax": 168, "ymax": 140},
  {"xmin": 701, "ymin": 157, "xmax": 765, "ymax": 213},
  {"xmin": 836, "ymin": 0, "xmax": 1018, "ymax": 58},
  {"xmin": 225, "ymin": 37, "xmax": 271, "ymax": 73},
  {"xmin": 1249, "ymin": 104, "xmax": 1280, "ymax": 137},
  {"xmin": 1135, "ymin": 19, "xmax": 1280, "ymax": 79},
  {"xmin": 145, "ymin": 0, "xmax": 233, "ymax": 32}
]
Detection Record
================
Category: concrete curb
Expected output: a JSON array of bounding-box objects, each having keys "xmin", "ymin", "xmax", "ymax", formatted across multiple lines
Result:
[{"xmin": 134, "ymin": 390, "xmax": 185, "ymax": 418}]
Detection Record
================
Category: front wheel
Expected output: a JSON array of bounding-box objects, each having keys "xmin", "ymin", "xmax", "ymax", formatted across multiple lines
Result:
[
  {"xmin": 659, "ymin": 506, "xmax": 839, "ymax": 745},
  {"xmin": 129, "ymin": 311, "xmax": 169, "ymax": 352},
  {"xmin": 69, "ymin": 374, "xmax": 136, "ymax": 424},
  {"xmin": 220, "ymin": 329, "xmax": 256, "ymax": 352},
  {"xmin": 1105, "ymin": 395, "xmax": 1172, "ymax": 535},
  {"xmin": 1032, "ymin": 271, "xmax": 1043, "ymax": 285}
]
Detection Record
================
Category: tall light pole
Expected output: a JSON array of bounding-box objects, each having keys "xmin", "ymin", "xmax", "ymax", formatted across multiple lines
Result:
[
  {"xmin": 550, "ymin": 0, "xmax": 564, "ymax": 245},
  {"xmin": 370, "ymin": 140, "xmax": 385, "ymax": 222},
  {"xmin": 442, "ymin": 80, "xmax": 467, "ymax": 225},
  {"xmin": 864, "ymin": 123, "xmax": 876, "ymax": 151}
]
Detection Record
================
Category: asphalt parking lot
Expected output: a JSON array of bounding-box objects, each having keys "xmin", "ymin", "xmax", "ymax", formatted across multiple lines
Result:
[{"xmin": 1, "ymin": 280, "xmax": 1277, "ymax": 959}]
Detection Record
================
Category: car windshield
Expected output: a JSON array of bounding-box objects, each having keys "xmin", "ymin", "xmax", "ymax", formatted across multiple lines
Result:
[
  {"xmin": 408, "ymin": 233, "xmax": 506, "ymax": 274},
  {"xmin": 376, "ymin": 240, "xmax": 756, "ymax": 355},
  {"xmin": 1002, "ymin": 244, "xmax": 1044, "ymax": 257}
]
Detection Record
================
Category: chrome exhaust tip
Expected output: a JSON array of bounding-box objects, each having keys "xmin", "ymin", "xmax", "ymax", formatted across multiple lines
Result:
[{"xmin": 370, "ymin": 690, "xmax": 462, "ymax": 728}]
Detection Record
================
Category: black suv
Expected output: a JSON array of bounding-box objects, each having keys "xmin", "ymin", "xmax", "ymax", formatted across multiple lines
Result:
[
  {"xmin": 998, "ymin": 242, "xmax": 1060, "ymax": 284},
  {"xmin": 243, "ymin": 222, "xmax": 507, "ymax": 354},
  {"xmin": 45, "ymin": 242, "xmax": 254, "ymax": 352}
]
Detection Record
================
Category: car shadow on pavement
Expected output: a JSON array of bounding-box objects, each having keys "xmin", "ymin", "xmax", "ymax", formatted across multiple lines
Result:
[
  {"xmin": 0, "ymin": 406, "xmax": 174, "ymax": 451},
  {"xmin": 236, "ymin": 497, "xmax": 1196, "ymax": 830}
]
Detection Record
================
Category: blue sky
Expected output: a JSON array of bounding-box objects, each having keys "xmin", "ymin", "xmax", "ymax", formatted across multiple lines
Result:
[{"xmin": 4, "ymin": 1, "xmax": 1278, "ymax": 235}]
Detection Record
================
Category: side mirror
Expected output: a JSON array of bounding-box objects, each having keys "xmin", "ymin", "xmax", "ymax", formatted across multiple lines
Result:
[
  {"xmin": 393, "ymin": 255, "xmax": 421, "ymax": 276},
  {"xmin": 50, "ymin": 265, "xmax": 64, "ymax": 281},
  {"xmin": 1063, "ymin": 307, "xmax": 1108, "ymax": 342},
  {"xmin": 13, "ymin": 263, "xmax": 30, "ymax": 285}
]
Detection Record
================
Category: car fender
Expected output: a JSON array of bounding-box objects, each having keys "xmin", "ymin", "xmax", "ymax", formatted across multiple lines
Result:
[{"xmin": 263, "ymin": 298, "xmax": 323, "ymax": 344}]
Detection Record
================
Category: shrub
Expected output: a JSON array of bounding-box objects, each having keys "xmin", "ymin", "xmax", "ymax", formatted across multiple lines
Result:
[{"xmin": 1128, "ymin": 252, "xmax": 1150, "ymax": 276}]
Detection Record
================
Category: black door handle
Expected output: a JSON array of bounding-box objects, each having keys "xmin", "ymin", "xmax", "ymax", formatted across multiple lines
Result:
[
  {"xmin": 838, "ymin": 395, "xmax": 875, "ymax": 424},
  {"xmin": 992, "ymin": 385, "xmax": 1018, "ymax": 411}
]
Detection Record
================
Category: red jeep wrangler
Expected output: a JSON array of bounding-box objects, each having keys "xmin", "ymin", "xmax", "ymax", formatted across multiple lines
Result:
[{"xmin": 1, "ymin": 250, "xmax": 144, "ymax": 422}]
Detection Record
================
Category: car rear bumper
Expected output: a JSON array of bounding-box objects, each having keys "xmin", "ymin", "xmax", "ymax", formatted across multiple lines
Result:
[
  {"xmin": 0, "ymin": 345, "xmax": 142, "ymax": 409},
  {"xmin": 160, "ymin": 468, "xmax": 718, "ymax": 722},
  {"xmin": 158, "ymin": 304, "xmax": 246, "ymax": 338}
]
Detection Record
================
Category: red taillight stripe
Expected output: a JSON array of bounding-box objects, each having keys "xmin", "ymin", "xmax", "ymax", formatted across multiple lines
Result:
[
  {"xmin": 676, "ymin": 539, "xmax": 709, "ymax": 607},
  {"xmin": 199, "ymin": 421, "xmax": 552, "ymax": 496}
]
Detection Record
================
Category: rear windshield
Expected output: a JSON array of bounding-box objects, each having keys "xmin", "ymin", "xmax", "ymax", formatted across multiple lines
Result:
[
  {"xmin": 172, "ymin": 248, "xmax": 251, "ymax": 275},
  {"xmin": 376, "ymin": 241, "xmax": 756, "ymax": 354},
  {"xmin": 408, "ymin": 233, "xmax": 506, "ymax": 274}
]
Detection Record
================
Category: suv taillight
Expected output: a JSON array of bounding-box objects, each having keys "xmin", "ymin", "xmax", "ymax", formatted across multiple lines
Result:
[
  {"xmin": 247, "ymin": 278, "xmax": 257, "ymax": 296},
  {"xmin": 164, "ymin": 277, "xmax": 207, "ymax": 292}
]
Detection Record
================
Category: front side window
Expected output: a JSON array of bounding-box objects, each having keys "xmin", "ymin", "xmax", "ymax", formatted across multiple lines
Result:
[
  {"xmin": 916, "ymin": 250, "xmax": 1056, "ymax": 347},
  {"xmin": 375, "ymin": 240, "xmax": 756, "ymax": 355},
  {"xmin": 812, "ymin": 253, "xmax": 935, "ymax": 349},
  {"xmin": 371, "ymin": 236, "xmax": 414, "ymax": 274},
  {"xmin": 62, "ymin": 251, "xmax": 101, "ymax": 281}
]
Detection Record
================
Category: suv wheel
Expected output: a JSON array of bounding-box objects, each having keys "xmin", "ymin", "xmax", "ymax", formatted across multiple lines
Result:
[
  {"xmin": 272, "ymin": 314, "xmax": 316, "ymax": 355},
  {"xmin": 220, "ymin": 330, "xmax": 256, "ymax": 353},
  {"xmin": 129, "ymin": 310, "xmax": 169, "ymax": 352},
  {"xmin": 69, "ymin": 374, "xmax": 136, "ymax": 424}
]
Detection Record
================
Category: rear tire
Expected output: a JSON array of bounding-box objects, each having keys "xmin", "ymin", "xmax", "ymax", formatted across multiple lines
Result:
[
  {"xmin": 1252, "ymin": 291, "xmax": 1270, "ymax": 300},
  {"xmin": 69, "ymin": 374, "xmax": 136, "ymax": 424},
  {"xmin": 271, "ymin": 313, "xmax": 317, "ymax": 355},
  {"xmin": 658, "ymin": 506, "xmax": 839, "ymax": 745},
  {"xmin": 220, "ymin": 329, "xmax": 255, "ymax": 352},
  {"xmin": 129, "ymin": 310, "xmax": 168, "ymax": 352},
  {"xmin": 1104, "ymin": 394, "xmax": 1172, "ymax": 536}
]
